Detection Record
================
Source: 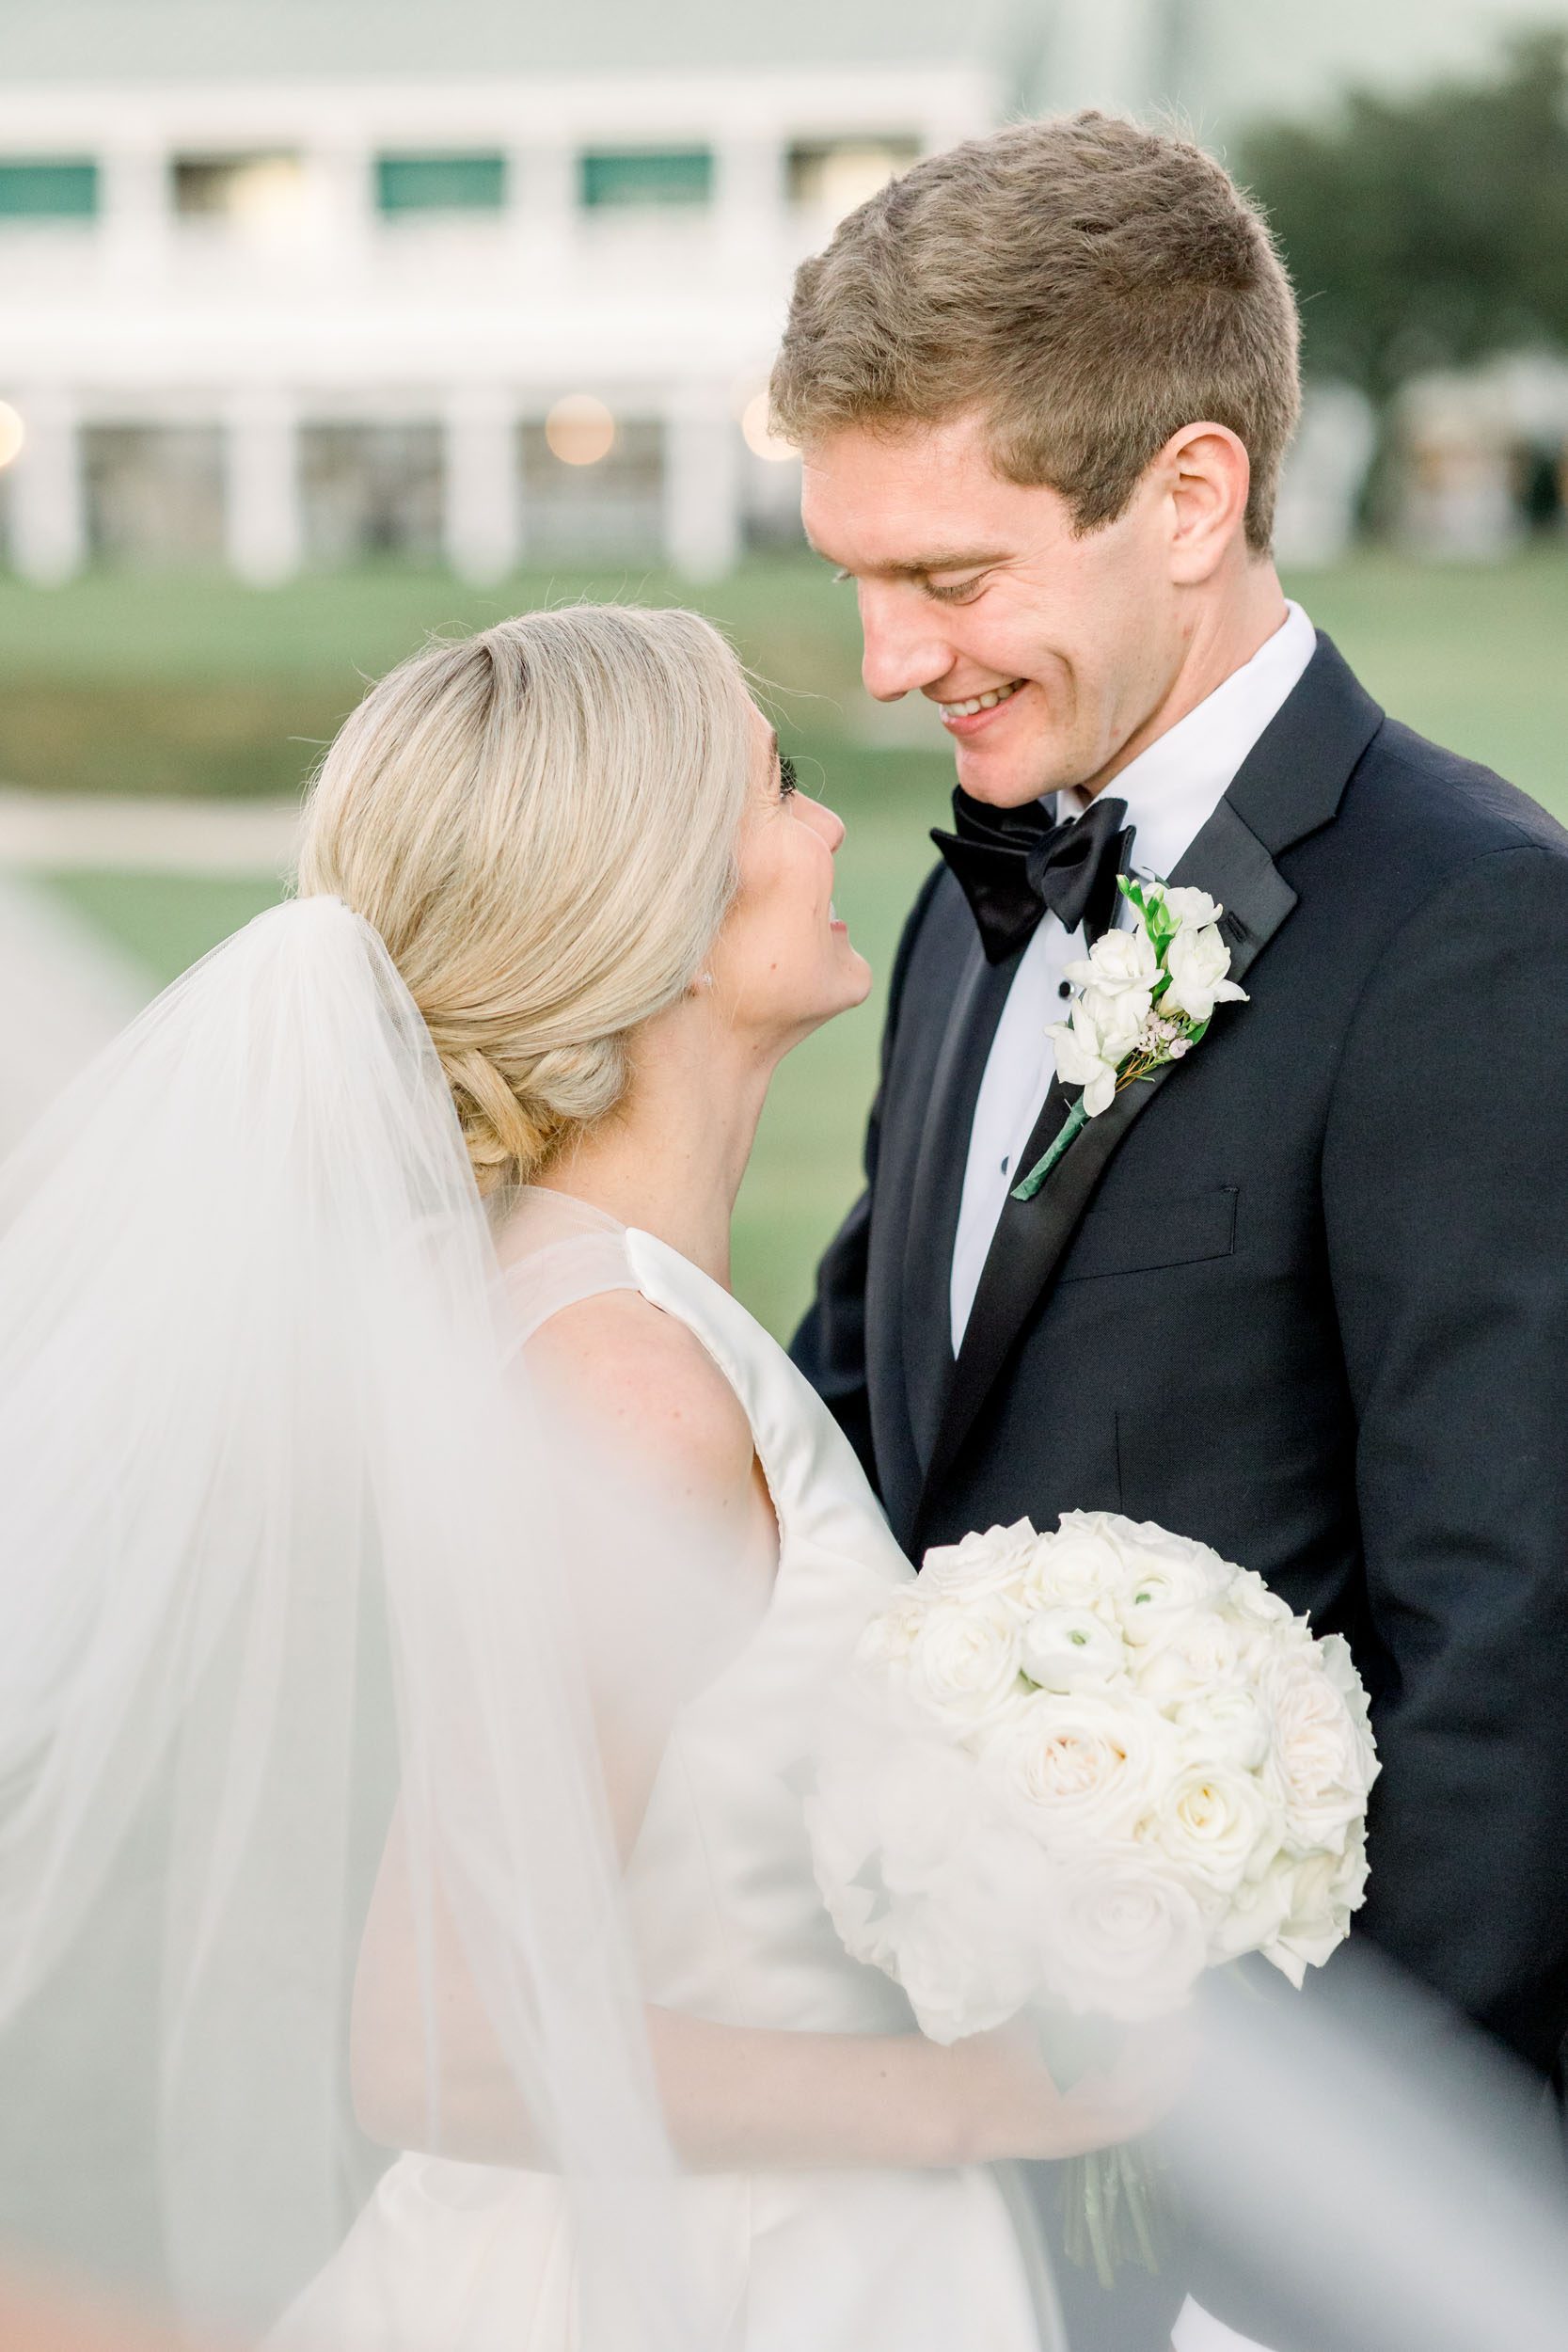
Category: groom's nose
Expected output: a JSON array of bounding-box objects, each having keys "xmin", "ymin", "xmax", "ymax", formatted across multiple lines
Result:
[{"xmin": 858, "ymin": 586, "xmax": 953, "ymax": 704}]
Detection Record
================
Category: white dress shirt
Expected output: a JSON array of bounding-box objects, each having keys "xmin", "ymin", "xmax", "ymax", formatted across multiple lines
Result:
[{"xmin": 948, "ymin": 601, "xmax": 1318, "ymax": 1356}]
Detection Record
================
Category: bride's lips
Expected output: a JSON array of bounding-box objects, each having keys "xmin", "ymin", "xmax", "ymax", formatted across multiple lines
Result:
[{"xmin": 934, "ymin": 679, "xmax": 1031, "ymax": 739}]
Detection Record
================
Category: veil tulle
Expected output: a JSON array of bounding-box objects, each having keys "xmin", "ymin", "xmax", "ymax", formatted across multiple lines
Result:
[{"xmin": 0, "ymin": 897, "xmax": 709, "ymax": 2348}]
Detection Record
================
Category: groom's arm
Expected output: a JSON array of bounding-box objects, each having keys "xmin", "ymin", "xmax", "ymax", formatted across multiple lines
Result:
[
  {"xmin": 1323, "ymin": 837, "xmax": 1568, "ymax": 2067},
  {"xmin": 789, "ymin": 863, "xmax": 945, "ymax": 1488},
  {"xmin": 1181, "ymin": 836, "xmax": 1568, "ymax": 2352}
]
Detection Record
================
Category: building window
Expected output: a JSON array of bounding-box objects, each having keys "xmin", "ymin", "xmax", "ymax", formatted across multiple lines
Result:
[
  {"xmin": 301, "ymin": 423, "xmax": 444, "ymax": 565},
  {"xmin": 786, "ymin": 138, "xmax": 920, "ymax": 216},
  {"xmin": 173, "ymin": 153, "xmax": 308, "ymax": 229},
  {"xmin": 83, "ymin": 426, "xmax": 225, "ymax": 567},
  {"xmin": 0, "ymin": 159, "xmax": 99, "ymax": 220},
  {"xmin": 376, "ymin": 153, "xmax": 507, "ymax": 215},
  {"xmin": 520, "ymin": 415, "xmax": 663, "ymax": 559},
  {"xmin": 579, "ymin": 150, "xmax": 712, "ymax": 209}
]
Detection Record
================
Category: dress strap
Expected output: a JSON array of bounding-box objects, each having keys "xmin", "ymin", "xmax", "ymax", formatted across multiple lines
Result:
[{"xmin": 492, "ymin": 1188, "xmax": 641, "ymax": 1356}]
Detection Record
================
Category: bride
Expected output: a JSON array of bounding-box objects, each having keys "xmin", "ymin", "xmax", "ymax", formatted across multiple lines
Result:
[{"xmin": 0, "ymin": 605, "xmax": 1167, "ymax": 2352}]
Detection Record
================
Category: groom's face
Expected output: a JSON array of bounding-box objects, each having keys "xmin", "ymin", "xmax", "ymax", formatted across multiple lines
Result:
[{"xmin": 800, "ymin": 412, "xmax": 1188, "ymax": 807}]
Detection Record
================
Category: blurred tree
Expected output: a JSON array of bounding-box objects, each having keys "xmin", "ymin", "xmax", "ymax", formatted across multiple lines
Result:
[{"xmin": 1240, "ymin": 30, "xmax": 1568, "ymax": 398}]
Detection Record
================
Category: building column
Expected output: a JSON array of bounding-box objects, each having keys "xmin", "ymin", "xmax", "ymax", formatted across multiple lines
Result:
[
  {"xmin": 663, "ymin": 390, "xmax": 742, "ymax": 580},
  {"xmin": 224, "ymin": 390, "xmax": 303, "ymax": 585},
  {"xmin": 443, "ymin": 389, "xmax": 522, "ymax": 582},
  {"xmin": 8, "ymin": 391, "xmax": 87, "ymax": 583},
  {"xmin": 515, "ymin": 140, "xmax": 576, "ymax": 275},
  {"xmin": 100, "ymin": 138, "xmax": 169, "ymax": 283},
  {"xmin": 715, "ymin": 136, "xmax": 784, "ymax": 262}
]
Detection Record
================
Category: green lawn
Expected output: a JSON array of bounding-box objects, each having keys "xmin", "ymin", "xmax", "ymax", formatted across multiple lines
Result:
[{"xmin": 22, "ymin": 548, "xmax": 1568, "ymax": 1335}]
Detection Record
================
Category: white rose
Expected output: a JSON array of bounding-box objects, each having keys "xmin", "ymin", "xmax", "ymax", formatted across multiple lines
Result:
[
  {"xmin": 922, "ymin": 1518, "xmax": 1038, "ymax": 1607},
  {"xmin": 853, "ymin": 1587, "xmax": 927, "ymax": 1681},
  {"xmin": 1208, "ymin": 1851, "xmax": 1298, "ymax": 1967},
  {"xmin": 1133, "ymin": 1610, "xmax": 1250, "ymax": 1704},
  {"xmin": 1039, "ymin": 1852, "xmax": 1210, "ymax": 2023},
  {"xmin": 1021, "ymin": 1521, "xmax": 1131, "ymax": 1615},
  {"xmin": 1066, "ymin": 1512, "xmax": 1233, "ymax": 1587},
  {"xmin": 1020, "ymin": 1606, "xmax": 1129, "ymax": 1694},
  {"xmin": 1261, "ymin": 1828, "xmax": 1371, "ymax": 1986},
  {"xmin": 907, "ymin": 1596, "xmax": 1025, "ymax": 1732},
  {"xmin": 1162, "ymin": 885, "xmax": 1223, "ymax": 931},
  {"xmin": 1145, "ymin": 1761, "xmax": 1283, "ymax": 1901},
  {"xmin": 1170, "ymin": 1684, "xmax": 1273, "ymax": 1773},
  {"xmin": 1160, "ymin": 920, "xmax": 1249, "ymax": 1026},
  {"xmin": 1226, "ymin": 1566, "xmax": 1309, "ymax": 1645},
  {"xmin": 981, "ymin": 1690, "xmax": 1171, "ymax": 1845},
  {"xmin": 1261, "ymin": 1645, "xmax": 1377, "ymax": 1853},
  {"xmin": 1047, "ymin": 1000, "xmax": 1120, "ymax": 1118}
]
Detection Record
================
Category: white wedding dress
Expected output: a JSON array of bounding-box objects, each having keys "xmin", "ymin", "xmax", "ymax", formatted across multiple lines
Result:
[{"xmin": 272, "ymin": 1200, "xmax": 1064, "ymax": 2352}]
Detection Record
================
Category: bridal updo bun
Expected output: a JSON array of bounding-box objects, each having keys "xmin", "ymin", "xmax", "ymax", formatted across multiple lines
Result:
[{"xmin": 296, "ymin": 605, "xmax": 753, "ymax": 1189}]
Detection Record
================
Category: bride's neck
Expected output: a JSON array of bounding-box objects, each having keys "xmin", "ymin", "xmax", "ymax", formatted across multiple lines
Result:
[{"xmin": 536, "ymin": 1002, "xmax": 773, "ymax": 1288}]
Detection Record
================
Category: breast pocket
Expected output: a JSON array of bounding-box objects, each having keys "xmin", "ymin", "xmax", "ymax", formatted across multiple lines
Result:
[{"xmin": 1057, "ymin": 1185, "xmax": 1239, "ymax": 1284}]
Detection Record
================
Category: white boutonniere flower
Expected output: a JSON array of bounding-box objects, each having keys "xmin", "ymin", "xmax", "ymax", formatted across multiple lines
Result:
[{"xmin": 1012, "ymin": 878, "xmax": 1247, "ymax": 1201}]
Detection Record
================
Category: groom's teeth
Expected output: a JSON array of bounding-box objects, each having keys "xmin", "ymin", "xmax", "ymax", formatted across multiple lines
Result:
[{"xmin": 939, "ymin": 679, "xmax": 1025, "ymax": 719}]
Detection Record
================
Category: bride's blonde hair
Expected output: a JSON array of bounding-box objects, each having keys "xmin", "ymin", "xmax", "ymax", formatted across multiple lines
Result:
[{"xmin": 297, "ymin": 604, "xmax": 755, "ymax": 1190}]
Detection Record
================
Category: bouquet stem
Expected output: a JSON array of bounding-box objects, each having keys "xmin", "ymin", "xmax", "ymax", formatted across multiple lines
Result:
[{"xmin": 1060, "ymin": 2142, "xmax": 1170, "ymax": 2290}]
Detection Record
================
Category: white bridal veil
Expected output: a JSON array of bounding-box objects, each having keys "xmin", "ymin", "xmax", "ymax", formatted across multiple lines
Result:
[{"xmin": 0, "ymin": 897, "xmax": 710, "ymax": 2349}]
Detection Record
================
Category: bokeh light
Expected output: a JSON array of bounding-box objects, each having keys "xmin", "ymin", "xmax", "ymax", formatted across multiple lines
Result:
[
  {"xmin": 740, "ymin": 391, "xmax": 796, "ymax": 463},
  {"xmin": 545, "ymin": 394, "xmax": 616, "ymax": 467}
]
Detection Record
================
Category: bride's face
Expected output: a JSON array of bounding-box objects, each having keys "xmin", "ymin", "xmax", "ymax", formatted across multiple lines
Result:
[{"xmin": 704, "ymin": 702, "xmax": 872, "ymax": 1055}]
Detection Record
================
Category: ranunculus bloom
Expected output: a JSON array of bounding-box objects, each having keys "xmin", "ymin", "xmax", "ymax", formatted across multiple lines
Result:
[
  {"xmin": 1019, "ymin": 1605, "xmax": 1128, "ymax": 1694},
  {"xmin": 1022, "ymin": 1521, "xmax": 1130, "ymax": 1614}
]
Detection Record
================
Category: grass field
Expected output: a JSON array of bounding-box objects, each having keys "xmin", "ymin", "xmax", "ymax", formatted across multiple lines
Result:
[{"xmin": 18, "ymin": 548, "xmax": 1568, "ymax": 1335}]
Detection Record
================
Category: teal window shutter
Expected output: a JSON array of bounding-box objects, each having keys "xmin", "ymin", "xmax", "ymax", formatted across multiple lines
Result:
[
  {"xmin": 579, "ymin": 150, "xmax": 713, "ymax": 209},
  {"xmin": 0, "ymin": 159, "xmax": 99, "ymax": 219},
  {"xmin": 376, "ymin": 153, "xmax": 507, "ymax": 215}
]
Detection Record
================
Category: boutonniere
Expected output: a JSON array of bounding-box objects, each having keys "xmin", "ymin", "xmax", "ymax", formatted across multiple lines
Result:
[{"xmin": 1010, "ymin": 880, "xmax": 1248, "ymax": 1201}]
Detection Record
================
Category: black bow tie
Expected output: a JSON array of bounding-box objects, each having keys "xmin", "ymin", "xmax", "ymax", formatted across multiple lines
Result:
[{"xmin": 930, "ymin": 789, "xmax": 1136, "ymax": 964}]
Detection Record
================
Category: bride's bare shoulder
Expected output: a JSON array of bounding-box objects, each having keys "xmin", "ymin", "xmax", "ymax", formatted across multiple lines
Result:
[{"xmin": 526, "ymin": 1287, "xmax": 755, "ymax": 1499}]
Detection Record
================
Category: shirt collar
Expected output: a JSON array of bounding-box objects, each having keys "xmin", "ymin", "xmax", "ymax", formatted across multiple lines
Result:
[{"xmin": 1057, "ymin": 602, "xmax": 1318, "ymax": 885}]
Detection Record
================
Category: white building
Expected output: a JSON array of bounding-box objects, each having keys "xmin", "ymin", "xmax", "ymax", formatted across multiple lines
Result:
[{"xmin": 2, "ymin": 0, "xmax": 1563, "ymax": 581}]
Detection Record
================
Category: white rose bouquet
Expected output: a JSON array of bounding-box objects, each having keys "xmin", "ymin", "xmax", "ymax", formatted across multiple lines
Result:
[{"xmin": 805, "ymin": 1511, "xmax": 1379, "ymax": 2282}]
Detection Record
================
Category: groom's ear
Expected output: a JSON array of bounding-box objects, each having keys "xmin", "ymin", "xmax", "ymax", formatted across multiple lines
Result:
[{"xmin": 1158, "ymin": 421, "xmax": 1255, "ymax": 585}]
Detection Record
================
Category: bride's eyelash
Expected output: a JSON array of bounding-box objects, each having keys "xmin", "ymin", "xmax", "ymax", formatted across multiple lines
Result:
[{"xmin": 778, "ymin": 755, "xmax": 799, "ymax": 799}]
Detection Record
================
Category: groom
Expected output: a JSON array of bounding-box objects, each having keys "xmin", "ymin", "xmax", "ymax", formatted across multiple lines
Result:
[{"xmin": 775, "ymin": 112, "xmax": 1568, "ymax": 2352}]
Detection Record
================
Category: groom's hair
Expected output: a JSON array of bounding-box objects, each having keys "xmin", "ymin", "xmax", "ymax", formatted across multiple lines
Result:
[{"xmin": 770, "ymin": 112, "xmax": 1301, "ymax": 553}]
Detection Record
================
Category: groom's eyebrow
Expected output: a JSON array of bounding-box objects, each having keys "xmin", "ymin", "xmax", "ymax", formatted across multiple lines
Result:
[{"xmin": 819, "ymin": 547, "xmax": 1010, "ymax": 580}]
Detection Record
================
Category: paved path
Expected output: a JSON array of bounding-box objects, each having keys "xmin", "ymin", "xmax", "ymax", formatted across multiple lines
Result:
[{"xmin": 0, "ymin": 787, "xmax": 301, "ymax": 878}]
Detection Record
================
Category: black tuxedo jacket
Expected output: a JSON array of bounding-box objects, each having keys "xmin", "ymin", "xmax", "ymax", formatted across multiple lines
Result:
[{"xmin": 793, "ymin": 638, "xmax": 1568, "ymax": 2339}]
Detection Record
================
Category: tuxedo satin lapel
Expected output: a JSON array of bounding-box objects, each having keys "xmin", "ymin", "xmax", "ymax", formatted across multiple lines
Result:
[
  {"xmin": 899, "ymin": 935, "xmax": 1018, "ymax": 1469},
  {"xmin": 914, "ymin": 797, "xmax": 1298, "ymax": 1535}
]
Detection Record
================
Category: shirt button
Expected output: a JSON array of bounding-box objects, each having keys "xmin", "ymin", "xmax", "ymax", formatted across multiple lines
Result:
[
  {"xmin": 1000, "ymin": 1156, "xmax": 1010, "ymax": 1175},
  {"xmin": 1057, "ymin": 980, "xmax": 1072, "ymax": 998}
]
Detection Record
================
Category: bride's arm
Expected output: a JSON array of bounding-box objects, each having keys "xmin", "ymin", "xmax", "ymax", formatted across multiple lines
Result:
[
  {"xmin": 351, "ymin": 1296, "xmax": 1177, "ymax": 2170},
  {"xmin": 350, "ymin": 1808, "xmax": 1170, "ymax": 2170}
]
